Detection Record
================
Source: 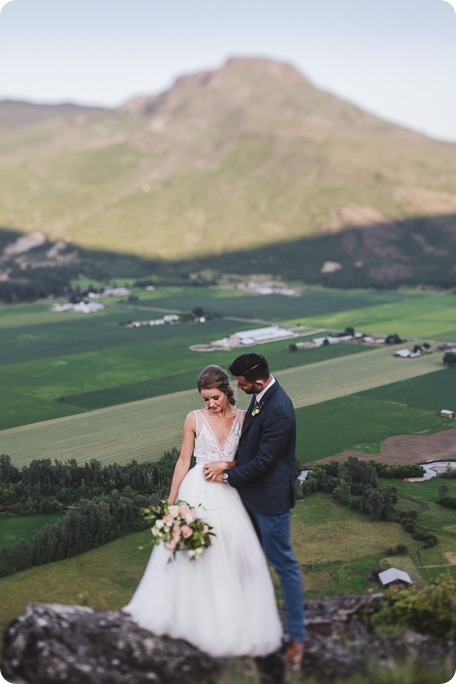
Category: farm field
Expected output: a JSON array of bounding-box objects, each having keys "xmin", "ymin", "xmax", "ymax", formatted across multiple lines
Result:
[
  {"xmin": 1, "ymin": 347, "xmax": 449, "ymax": 468},
  {"xmin": 1, "ymin": 291, "xmax": 378, "ymax": 430},
  {"xmin": 1, "ymin": 286, "xmax": 455, "ymax": 466},
  {"xmin": 297, "ymin": 369, "xmax": 456, "ymax": 463},
  {"xmin": 282, "ymin": 289, "xmax": 456, "ymax": 341},
  {"xmin": 1, "ymin": 492, "xmax": 454, "ymax": 642}
]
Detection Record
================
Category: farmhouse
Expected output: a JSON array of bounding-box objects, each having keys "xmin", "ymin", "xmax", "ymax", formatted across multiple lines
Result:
[
  {"xmin": 440, "ymin": 409, "xmax": 455, "ymax": 419},
  {"xmin": 313, "ymin": 336, "xmax": 343, "ymax": 346},
  {"xmin": 378, "ymin": 568, "xmax": 413, "ymax": 590},
  {"xmin": 393, "ymin": 349, "xmax": 420, "ymax": 359}
]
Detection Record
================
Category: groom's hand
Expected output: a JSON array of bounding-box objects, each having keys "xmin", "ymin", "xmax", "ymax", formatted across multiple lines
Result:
[{"xmin": 203, "ymin": 460, "xmax": 229, "ymax": 481}]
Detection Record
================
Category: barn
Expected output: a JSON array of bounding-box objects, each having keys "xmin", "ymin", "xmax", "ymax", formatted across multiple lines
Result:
[{"xmin": 378, "ymin": 568, "xmax": 413, "ymax": 590}]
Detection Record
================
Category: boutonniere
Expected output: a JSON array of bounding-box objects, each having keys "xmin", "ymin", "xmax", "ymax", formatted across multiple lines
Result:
[{"xmin": 251, "ymin": 402, "xmax": 263, "ymax": 416}]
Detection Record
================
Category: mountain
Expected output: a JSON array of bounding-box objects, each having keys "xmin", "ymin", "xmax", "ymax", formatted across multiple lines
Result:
[{"xmin": 0, "ymin": 57, "xmax": 455, "ymax": 289}]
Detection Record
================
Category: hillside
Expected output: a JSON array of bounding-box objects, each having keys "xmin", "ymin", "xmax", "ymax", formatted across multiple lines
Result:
[{"xmin": 0, "ymin": 57, "xmax": 455, "ymax": 288}]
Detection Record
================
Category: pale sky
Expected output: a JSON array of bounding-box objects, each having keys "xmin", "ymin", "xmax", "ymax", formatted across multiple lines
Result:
[{"xmin": 0, "ymin": 0, "xmax": 455, "ymax": 142}]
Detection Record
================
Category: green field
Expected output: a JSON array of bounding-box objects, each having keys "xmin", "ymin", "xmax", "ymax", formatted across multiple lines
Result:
[
  {"xmin": 1, "ymin": 348, "xmax": 449, "ymax": 468},
  {"xmin": 1, "ymin": 287, "xmax": 454, "ymax": 466},
  {"xmin": 0, "ymin": 513, "xmax": 64, "ymax": 547},
  {"xmin": 357, "ymin": 369, "xmax": 456, "ymax": 411},
  {"xmin": 283, "ymin": 289, "xmax": 456, "ymax": 340},
  {"xmin": 296, "ymin": 394, "xmax": 453, "ymax": 463}
]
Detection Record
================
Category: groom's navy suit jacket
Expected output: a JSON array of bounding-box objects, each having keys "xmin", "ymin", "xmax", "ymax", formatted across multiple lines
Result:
[{"xmin": 227, "ymin": 380, "xmax": 297, "ymax": 516}]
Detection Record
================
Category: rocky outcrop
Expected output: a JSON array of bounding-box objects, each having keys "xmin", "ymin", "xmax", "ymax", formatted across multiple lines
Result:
[
  {"xmin": 2, "ymin": 596, "xmax": 454, "ymax": 684},
  {"xmin": 2, "ymin": 603, "xmax": 218, "ymax": 684}
]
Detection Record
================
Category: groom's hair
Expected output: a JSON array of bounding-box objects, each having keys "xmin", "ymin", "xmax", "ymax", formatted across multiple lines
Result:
[{"xmin": 229, "ymin": 353, "xmax": 270, "ymax": 381}]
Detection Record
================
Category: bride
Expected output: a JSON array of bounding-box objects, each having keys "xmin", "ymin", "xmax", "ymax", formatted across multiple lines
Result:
[{"xmin": 123, "ymin": 365, "xmax": 282, "ymax": 657}]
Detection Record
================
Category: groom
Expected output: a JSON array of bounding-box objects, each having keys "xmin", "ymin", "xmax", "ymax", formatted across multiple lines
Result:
[{"xmin": 203, "ymin": 352, "xmax": 305, "ymax": 664}]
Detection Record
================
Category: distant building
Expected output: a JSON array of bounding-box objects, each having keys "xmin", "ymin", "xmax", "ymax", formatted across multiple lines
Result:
[
  {"xmin": 378, "ymin": 568, "xmax": 413, "ymax": 590},
  {"xmin": 312, "ymin": 336, "xmax": 342, "ymax": 346},
  {"xmin": 102, "ymin": 287, "xmax": 130, "ymax": 297},
  {"xmin": 441, "ymin": 409, "xmax": 455, "ymax": 419},
  {"xmin": 51, "ymin": 302, "xmax": 104, "ymax": 314},
  {"xmin": 394, "ymin": 349, "xmax": 420, "ymax": 358},
  {"xmin": 211, "ymin": 325, "xmax": 297, "ymax": 349}
]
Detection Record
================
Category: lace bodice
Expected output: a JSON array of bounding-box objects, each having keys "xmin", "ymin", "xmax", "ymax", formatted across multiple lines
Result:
[{"xmin": 193, "ymin": 408, "xmax": 244, "ymax": 463}]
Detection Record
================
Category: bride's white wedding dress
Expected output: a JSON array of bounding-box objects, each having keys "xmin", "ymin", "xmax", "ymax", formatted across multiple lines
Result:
[{"xmin": 123, "ymin": 408, "xmax": 283, "ymax": 657}]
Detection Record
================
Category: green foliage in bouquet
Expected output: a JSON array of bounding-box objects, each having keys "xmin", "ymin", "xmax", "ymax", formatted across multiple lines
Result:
[{"xmin": 141, "ymin": 500, "xmax": 215, "ymax": 561}]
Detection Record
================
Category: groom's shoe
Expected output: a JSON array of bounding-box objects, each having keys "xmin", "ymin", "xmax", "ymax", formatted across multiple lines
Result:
[{"xmin": 282, "ymin": 640, "xmax": 305, "ymax": 665}]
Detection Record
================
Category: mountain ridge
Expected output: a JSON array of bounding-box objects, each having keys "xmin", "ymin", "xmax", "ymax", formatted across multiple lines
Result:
[{"xmin": 0, "ymin": 57, "xmax": 455, "ymax": 283}]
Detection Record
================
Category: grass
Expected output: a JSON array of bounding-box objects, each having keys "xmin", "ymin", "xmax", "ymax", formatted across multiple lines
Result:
[
  {"xmin": 296, "ymin": 393, "xmax": 453, "ymax": 463},
  {"xmin": 215, "ymin": 664, "xmax": 454, "ymax": 684},
  {"xmin": 283, "ymin": 290, "xmax": 456, "ymax": 341},
  {"xmin": 0, "ymin": 498, "xmax": 451, "ymax": 684},
  {"xmin": 385, "ymin": 478, "xmax": 456, "ymax": 505},
  {"xmin": 0, "ymin": 495, "xmax": 454, "ymax": 683},
  {"xmin": 0, "ymin": 494, "xmax": 437, "ymax": 637},
  {"xmin": 0, "ymin": 513, "xmax": 64, "ymax": 547},
  {"xmin": 357, "ymin": 369, "xmax": 456, "ymax": 411},
  {"xmin": 65, "ymin": 342, "xmax": 371, "ymax": 411},
  {"xmin": 0, "ymin": 530, "xmax": 149, "ymax": 634},
  {"xmin": 291, "ymin": 495, "xmax": 424, "ymax": 597}
]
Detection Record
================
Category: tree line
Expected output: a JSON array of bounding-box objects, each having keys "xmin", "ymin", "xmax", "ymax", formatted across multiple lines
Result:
[
  {"xmin": 0, "ymin": 450, "xmax": 180, "ymax": 577},
  {"xmin": 0, "ymin": 451, "xmax": 178, "ymax": 513},
  {"xmin": 1, "ymin": 453, "xmax": 451, "ymax": 578}
]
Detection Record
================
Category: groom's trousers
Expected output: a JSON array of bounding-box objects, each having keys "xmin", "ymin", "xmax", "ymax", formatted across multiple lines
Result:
[{"xmin": 249, "ymin": 509, "xmax": 306, "ymax": 642}]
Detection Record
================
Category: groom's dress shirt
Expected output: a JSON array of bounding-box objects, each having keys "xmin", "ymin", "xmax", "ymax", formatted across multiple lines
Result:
[{"xmin": 254, "ymin": 376, "xmax": 276, "ymax": 404}]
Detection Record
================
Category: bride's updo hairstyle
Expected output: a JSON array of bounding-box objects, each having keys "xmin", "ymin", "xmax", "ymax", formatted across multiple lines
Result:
[{"xmin": 197, "ymin": 365, "xmax": 236, "ymax": 406}]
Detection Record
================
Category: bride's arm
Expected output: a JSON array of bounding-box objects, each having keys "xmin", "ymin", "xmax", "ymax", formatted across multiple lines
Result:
[{"xmin": 167, "ymin": 412, "xmax": 196, "ymax": 504}]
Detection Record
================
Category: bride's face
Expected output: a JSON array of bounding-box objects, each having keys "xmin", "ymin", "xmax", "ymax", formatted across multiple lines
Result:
[{"xmin": 200, "ymin": 388, "xmax": 228, "ymax": 414}]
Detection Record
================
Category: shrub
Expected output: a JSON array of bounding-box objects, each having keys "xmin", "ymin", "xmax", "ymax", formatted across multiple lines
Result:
[
  {"xmin": 422, "ymin": 534, "xmax": 438, "ymax": 548},
  {"xmin": 403, "ymin": 522, "xmax": 416, "ymax": 534},
  {"xmin": 385, "ymin": 543, "xmax": 408, "ymax": 555},
  {"xmin": 371, "ymin": 573, "xmax": 456, "ymax": 641},
  {"xmin": 438, "ymin": 496, "xmax": 456, "ymax": 509}
]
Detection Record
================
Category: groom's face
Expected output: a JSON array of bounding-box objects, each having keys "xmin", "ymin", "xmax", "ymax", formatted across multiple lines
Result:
[{"xmin": 235, "ymin": 375, "xmax": 260, "ymax": 394}]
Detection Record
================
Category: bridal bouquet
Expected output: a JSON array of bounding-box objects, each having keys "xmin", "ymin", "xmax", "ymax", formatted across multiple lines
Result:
[{"xmin": 141, "ymin": 500, "xmax": 215, "ymax": 561}]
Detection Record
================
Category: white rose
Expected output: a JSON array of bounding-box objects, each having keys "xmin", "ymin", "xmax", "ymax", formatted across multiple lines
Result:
[{"xmin": 155, "ymin": 519, "xmax": 165, "ymax": 529}]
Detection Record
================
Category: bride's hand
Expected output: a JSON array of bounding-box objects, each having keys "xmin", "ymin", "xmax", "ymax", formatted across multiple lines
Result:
[{"xmin": 203, "ymin": 460, "xmax": 233, "ymax": 481}]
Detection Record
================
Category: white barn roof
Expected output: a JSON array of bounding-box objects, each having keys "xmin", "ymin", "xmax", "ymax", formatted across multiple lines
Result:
[
  {"xmin": 378, "ymin": 568, "xmax": 412, "ymax": 586},
  {"xmin": 233, "ymin": 326, "xmax": 295, "ymax": 343}
]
